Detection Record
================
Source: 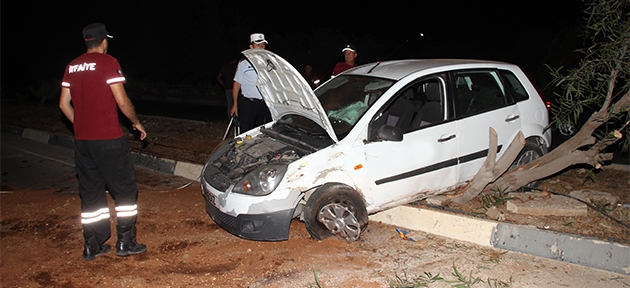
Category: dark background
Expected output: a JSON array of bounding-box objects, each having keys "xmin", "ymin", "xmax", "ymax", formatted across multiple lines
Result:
[{"xmin": 1, "ymin": 0, "xmax": 585, "ymax": 97}]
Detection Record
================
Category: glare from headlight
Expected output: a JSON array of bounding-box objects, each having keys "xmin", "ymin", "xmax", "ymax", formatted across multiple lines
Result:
[{"xmin": 233, "ymin": 164, "xmax": 287, "ymax": 196}]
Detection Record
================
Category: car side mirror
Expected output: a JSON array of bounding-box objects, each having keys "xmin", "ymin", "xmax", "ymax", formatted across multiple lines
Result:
[{"xmin": 376, "ymin": 125, "xmax": 403, "ymax": 142}]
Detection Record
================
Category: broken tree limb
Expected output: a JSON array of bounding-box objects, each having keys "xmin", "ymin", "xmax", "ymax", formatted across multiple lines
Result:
[
  {"xmin": 495, "ymin": 118, "xmax": 626, "ymax": 189},
  {"xmin": 452, "ymin": 129, "xmax": 525, "ymax": 204}
]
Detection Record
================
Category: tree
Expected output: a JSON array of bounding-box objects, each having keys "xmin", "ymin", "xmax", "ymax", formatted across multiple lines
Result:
[{"xmin": 454, "ymin": 0, "xmax": 630, "ymax": 203}]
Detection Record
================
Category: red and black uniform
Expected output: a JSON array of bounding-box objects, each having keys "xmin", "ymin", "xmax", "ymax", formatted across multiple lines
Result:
[
  {"xmin": 62, "ymin": 53, "xmax": 125, "ymax": 140},
  {"xmin": 301, "ymin": 72, "xmax": 320, "ymax": 90},
  {"xmin": 62, "ymin": 53, "xmax": 139, "ymax": 248}
]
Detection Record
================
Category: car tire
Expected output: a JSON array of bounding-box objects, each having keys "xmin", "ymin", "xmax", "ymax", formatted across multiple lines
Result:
[
  {"xmin": 304, "ymin": 183, "xmax": 368, "ymax": 242},
  {"xmin": 509, "ymin": 138, "xmax": 546, "ymax": 189},
  {"xmin": 557, "ymin": 122, "xmax": 577, "ymax": 139}
]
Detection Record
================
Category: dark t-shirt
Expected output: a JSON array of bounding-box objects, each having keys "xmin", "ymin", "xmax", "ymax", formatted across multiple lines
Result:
[
  {"xmin": 219, "ymin": 61, "xmax": 237, "ymax": 89},
  {"xmin": 301, "ymin": 72, "xmax": 320, "ymax": 89},
  {"xmin": 61, "ymin": 53, "xmax": 126, "ymax": 140}
]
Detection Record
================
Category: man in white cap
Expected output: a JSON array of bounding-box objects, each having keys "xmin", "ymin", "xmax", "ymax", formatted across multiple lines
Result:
[
  {"xmin": 331, "ymin": 44, "xmax": 358, "ymax": 77},
  {"xmin": 230, "ymin": 33, "xmax": 271, "ymax": 131}
]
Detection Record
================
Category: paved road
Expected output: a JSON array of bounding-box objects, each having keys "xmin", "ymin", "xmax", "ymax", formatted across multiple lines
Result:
[{"xmin": 1, "ymin": 132, "xmax": 77, "ymax": 193}]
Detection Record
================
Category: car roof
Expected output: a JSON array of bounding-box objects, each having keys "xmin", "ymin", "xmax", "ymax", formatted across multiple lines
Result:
[{"xmin": 345, "ymin": 59, "xmax": 514, "ymax": 80}]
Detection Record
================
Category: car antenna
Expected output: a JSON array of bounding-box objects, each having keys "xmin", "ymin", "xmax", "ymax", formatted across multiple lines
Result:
[{"xmin": 367, "ymin": 33, "xmax": 423, "ymax": 74}]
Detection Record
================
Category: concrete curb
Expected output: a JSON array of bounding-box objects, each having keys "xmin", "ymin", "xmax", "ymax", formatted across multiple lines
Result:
[
  {"xmin": 370, "ymin": 206, "xmax": 630, "ymax": 275},
  {"xmin": 3, "ymin": 123, "xmax": 629, "ymax": 275},
  {"xmin": 1, "ymin": 123, "xmax": 204, "ymax": 182}
]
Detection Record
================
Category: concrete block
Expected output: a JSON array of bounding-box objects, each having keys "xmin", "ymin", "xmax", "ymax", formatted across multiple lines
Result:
[
  {"xmin": 370, "ymin": 205, "xmax": 497, "ymax": 247},
  {"xmin": 492, "ymin": 223, "xmax": 630, "ymax": 275},
  {"xmin": 48, "ymin": 134, "xmax": 74, "ymax": 150},
  {"xmin": 174, "ymin": 161, "xmax": 203, "ymax": 181},
  {"xmin": 568, "ymin": 189, "xmax": 620, "ymax": 206},
  {"xmin": 22, "ymin": 128, "xmax": 50, "ymax": 143},
  {"xmin": 131, "ymin": 152, "xmax": 176, "ymax": 174},
  {"xmin": 506, "ymin": 192, "xmax": 587, "ymax": 216}
]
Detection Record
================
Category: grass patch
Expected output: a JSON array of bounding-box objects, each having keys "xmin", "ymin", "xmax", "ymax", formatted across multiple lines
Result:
[
  {"xmin": 388, "ymin": 263, "xmax": 512, "ymax": 288},
  {"xmin": 476, "ymin": 187, "xmax": 515, "ymax": 212}
]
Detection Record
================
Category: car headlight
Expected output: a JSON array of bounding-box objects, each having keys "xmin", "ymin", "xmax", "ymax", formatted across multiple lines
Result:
[{"xmin": 232, "ymin": 164, "xmax": 287, "ymax": 196}]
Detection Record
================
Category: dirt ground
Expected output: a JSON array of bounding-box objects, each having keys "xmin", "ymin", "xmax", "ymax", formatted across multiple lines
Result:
[
  {"xmin": 2, "ymin": 170, "xmax": 630, "ymax": 288},
  {"xmin": 2, "ymin": 100, "xmax": 630, "ymax": 287}
]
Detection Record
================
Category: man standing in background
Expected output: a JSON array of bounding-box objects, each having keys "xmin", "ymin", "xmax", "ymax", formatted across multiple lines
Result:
[
  {"xmin": 301, "ymin": 64, "xmax": 320, "ymax": 90},
  {"xmin": 217, "ymin": 57, "xmax": 238, "ymax": 118},
  {"xmin": 59, "ymin": 23, "xmax": 147, "ymax": 261},
  {"xmin": 229, "ymin": 33, "xmax": 271, "ymax": 132},
  {"xmin": 331, "ymin": 44, "xmax": 358, "ymax": 77}
]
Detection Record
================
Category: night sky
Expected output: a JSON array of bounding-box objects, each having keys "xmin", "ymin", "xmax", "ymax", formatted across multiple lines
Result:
[{"xmin": 1, "ymin": 0, "xmax": 586, "ymax": 96}]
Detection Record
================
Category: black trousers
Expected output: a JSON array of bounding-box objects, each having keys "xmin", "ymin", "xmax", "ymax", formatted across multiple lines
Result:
[
  {"xmin": 239, "ymin": 97, "xmax": 271, "ymax": 132},
  {"xmin": 74, "ymin": 136, "xmax": 139, "ymax": 244}
]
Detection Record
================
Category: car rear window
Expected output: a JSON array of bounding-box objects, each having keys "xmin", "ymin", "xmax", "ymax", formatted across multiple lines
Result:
[{"xmin": 499, "ymin": 70, "xmax": 530, "ymax": 102}]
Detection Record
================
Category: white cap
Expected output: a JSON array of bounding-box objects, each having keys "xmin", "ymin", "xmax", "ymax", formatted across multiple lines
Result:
[
  {"xmin": 342, "ymin": 44, "xmax": 357, "ymax": 53},
  {"xmin": 250, "ymin": 33, "xmax": 268, "ymax": 44}
]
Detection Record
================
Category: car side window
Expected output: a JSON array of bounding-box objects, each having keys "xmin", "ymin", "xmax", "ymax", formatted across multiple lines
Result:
[
  {"xmin": 368, "ymin": 78, "xmax": 445, "ymax": 141},
  {"xmin": 408, "ymin": 80, "xmax": 444, "ymax": 131},
  {"xmin": 388, "ymin": 79, "xmax": 446, "ymax": 133},
  {"xmin": 454, "ymin": 70, "xmax": 508, "ymax": 117}
]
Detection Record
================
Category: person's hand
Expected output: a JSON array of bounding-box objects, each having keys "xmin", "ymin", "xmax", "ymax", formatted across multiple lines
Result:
[
  {"xmin": 133, "ymin": 123, "xmax": 147, "ymax": 141},
  {"xmin": 230, "ymin": 105, "xmax": 238, "ymax": 117}
]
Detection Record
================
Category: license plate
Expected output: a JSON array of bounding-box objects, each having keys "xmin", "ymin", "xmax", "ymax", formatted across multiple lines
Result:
[{"xmin": 209, "ymin": 194, "xmax": 217, "ymax": 206}]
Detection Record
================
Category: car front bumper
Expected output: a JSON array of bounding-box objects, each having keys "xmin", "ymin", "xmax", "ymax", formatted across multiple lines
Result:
[{"xmin": 202, "ymin": 190, "xmax": 294, "ymax": 241}]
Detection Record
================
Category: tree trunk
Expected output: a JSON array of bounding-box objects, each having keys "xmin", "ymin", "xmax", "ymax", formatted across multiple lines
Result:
[{"xmin": 451, "ymin": 129, "xmax": 524, "ymax": 204}]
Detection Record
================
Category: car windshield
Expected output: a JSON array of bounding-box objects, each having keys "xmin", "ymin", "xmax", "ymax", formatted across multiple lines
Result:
[{"xmin": 315, "ymin": 75, "xmax": 395, "ymax": 137}]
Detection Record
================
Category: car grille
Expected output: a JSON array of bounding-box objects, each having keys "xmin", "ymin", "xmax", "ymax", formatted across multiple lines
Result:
[
  {"xmin": 203, "ymin": 167, "xmax": 232, "ymax": 191},
  {"xmin": 206, "ymin": 201, "xmax": 237, "ymax": 229}
]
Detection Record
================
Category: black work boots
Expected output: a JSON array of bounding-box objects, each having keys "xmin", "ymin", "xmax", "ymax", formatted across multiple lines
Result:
[
  {"xmin": 115, "ymin": 225, "xmax": 147, "ymax": 256},
  {"xmin": 82, "ymin": 235, "xmax": 112, "ymax": 261}
]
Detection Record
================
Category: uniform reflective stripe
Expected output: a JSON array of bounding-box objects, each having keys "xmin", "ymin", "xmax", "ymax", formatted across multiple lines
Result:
[
  {"xmin": 62, "ymin": 82, "xmax": 70, "ymax": 87},
  {"xmin": 82, "ymin": 207, "xmax": 110, "ymax": 218},
  {"xmin": 116, "ymin": 205, "xmax": 138, "ymax": 218},
  {"xmin": 81, "ymin": 208, "xmax": 110, "ymax": 224},
  {"xmin": 115, "ymin": 205, "xmax": 137, "ymax": 212},
  {"xmin": 106, "ymin": 77, "xmax": 126, "ymax": 84},
  {"xmin": 117, "ymin": 210, "xmax": 138, "ymax": 217}
]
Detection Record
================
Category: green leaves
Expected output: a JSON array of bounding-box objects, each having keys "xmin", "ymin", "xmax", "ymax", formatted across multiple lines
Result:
[{"xmin": 548, "ymin": 0, "xmax": 629, "ymax": 153}]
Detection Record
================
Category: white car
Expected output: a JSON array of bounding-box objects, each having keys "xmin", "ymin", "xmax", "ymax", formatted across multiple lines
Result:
[{"xmin": 201, "ymin": 49, "xmax": 551, "ymax": 242}]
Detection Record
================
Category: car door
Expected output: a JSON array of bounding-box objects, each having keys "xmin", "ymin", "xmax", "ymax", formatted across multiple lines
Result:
[
  {"xmin": 453, "ymin": 69, "xmax": 522, "ymax": 182},
  {"xmin": 363, "ymin": 77, "xmax": 460, "ymax": 208}
]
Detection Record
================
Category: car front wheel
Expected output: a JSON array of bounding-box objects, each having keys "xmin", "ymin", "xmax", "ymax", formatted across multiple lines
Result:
[{"xmin": 304, "ymin": 183, "xmax": 368, "ymax": 242}]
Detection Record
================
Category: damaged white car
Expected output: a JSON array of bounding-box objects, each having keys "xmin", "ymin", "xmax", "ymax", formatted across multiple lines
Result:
[{"xmin": 201, "ymin": 49, "xmax": 551, "ymax": 241}]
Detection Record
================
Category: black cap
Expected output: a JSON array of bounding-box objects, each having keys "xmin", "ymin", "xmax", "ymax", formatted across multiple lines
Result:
[{"xmin": 82, "ymin": 23, "xmax": 113, "ymax": 42}]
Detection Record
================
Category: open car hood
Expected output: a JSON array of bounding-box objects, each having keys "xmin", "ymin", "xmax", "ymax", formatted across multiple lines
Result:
[{"xmin": 242, "ymin": 49, "xmax": 339, "ymax": 143}]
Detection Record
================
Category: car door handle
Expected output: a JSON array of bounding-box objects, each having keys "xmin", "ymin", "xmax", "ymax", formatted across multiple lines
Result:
[
  {"xmin": 505, "ymin": 114, "xmax": 520, "ymax": 122},
  {"xmin": 438, "ymin": 134, "xmax": 456, "ymax": 142}
]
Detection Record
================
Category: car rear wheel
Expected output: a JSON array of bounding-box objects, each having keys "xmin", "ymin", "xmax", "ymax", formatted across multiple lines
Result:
[
  {"xmin": 558, "ymin": 122, "xmax": 576, "ymax": 138},
  {"xmin": 304, "ymin": 183, "xmax": 368, "ymax": 242},
  {"xmin": 509, "ymin": 138, "xmax": 546, "ymax": 189}
]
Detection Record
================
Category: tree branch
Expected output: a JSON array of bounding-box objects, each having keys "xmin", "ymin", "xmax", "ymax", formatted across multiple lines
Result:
[{"xmin": 451, "ymin": 129, "xmax": 524, "ymax": 204}]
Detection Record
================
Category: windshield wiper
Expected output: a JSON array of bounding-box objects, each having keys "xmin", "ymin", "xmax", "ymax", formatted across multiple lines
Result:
[{"xmin": 276, "ymin": 121, "xmax": 326, "ymax": 137}]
